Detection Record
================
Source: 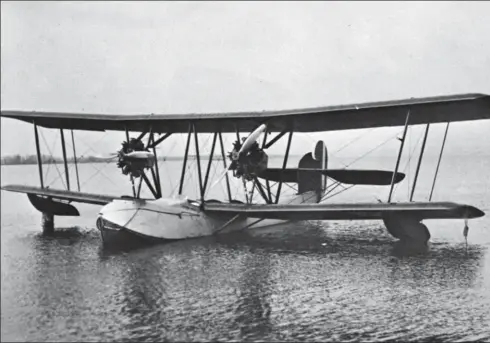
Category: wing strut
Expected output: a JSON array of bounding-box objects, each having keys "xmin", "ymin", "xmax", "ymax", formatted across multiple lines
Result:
[
  {"xmin": 33, "ymin": 121, "xmax": 44, "ymax": 188},
  {"xmin": 148, "ymin": 132, "xmax": 172, "ymax": 149},
  {"xmin": 203, "ymin": 132, "xmax": 218, "ymax": 193},
  {"xmin": 150, "ymin": 132, "xmax": 163, "ymax": 198},
  {"xmin": 60, "ymin": 129, "xmax": 71, "ymax": 191},
  {"xmin": 388, "ymin": 109, "xmax": 411, "ymax": 203},
  {"xmin": 178, "ymin": 124, "xmax": 193, "ymax": 196},
  {"xmin": 275, "ymin": 130, "xmax": 293, "ymax": 204},
  {"xmin": 429, "ymin": 122, "xmax": 450, "ymax": 201},
  {"xmin": 193, "ymin": 123, "xmax": 204, "ymax": 202},
  {"xmin": 253, "ymin": 177, "xmax": 272, "ymax": 204},
  {"xmin": 125, "ymin": 125, "xmax": 136, "ymax": 198},
  {"xmin": 70, "ymin": 130, "xmax": 81, "ymax": 191},
  {"xmin": 261, "ymin": 127, "xmax": 273, "ymax": 203},
  {"xmin": 235, "ymin": 127, "xmax": 249, "ymax": 204},
  {"xmin": 264, "ymin": 130, "xmax": 287, "ymax": 149},
  {"xmin": 218, "ymin": 131, "xmax": 233, "ymax": 202},
  {"xmin": 410, "ymin": 124, "xmax": 430, "ymax": 201}
]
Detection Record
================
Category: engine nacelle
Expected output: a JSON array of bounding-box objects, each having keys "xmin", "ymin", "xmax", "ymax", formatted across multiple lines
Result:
[
  {"xmin": 116, "ymin": 138, "xmax": 154, "ymax": 178},
  {"xmin": 228, "ymin": 140, "xmax": 268, "ymax": 181}
]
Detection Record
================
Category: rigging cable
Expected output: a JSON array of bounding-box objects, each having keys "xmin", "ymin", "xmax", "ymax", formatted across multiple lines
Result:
[
  {"xmin": 343, "ymin": 131, "xmax": 402, "ymax": 169},
  {"xmin": 323, "ymin": 184, "xmax": 356, "ymax": 201},
  {"xmin": 42, "ymin": 129, "xmax": 60, "ymax": 183},
  {"xmin": 40, "ymin": 130, "xmax": 67, "ymax": 190},
  {"xmin": 61, "ymin": 132, "xmax": 120, "ymax": 190},
  {"xmin": 301, "ymin": 132, "xmax": 347, "ymax": 168},
  {"xmin": 157, "ymin": 134, "xmax": 180, "ymax": 197},
  {"xmin": 334, "ymin": 128, "xmax": 376, "ymax": 155},
  {"xmin": 170, "ymin": 134, "xmax": 188, "ymax": 197},
  {"xmin": 390, "ymin": 127, "xmax": 425, "ymax": 202},
  {"xmin": 322, "ymin": 129, "xmax": 418, "ymax": 203}
]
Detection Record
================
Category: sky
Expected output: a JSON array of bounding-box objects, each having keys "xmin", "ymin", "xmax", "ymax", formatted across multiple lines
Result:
[{"xmin": 1, "ymin": 1, "xmax": 490, "ymax": 162}]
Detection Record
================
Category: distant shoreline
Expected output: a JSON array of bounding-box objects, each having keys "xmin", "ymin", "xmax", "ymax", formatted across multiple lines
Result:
[
  {"xmin": 1, "ymin": 152, "xmax": 488, "ymax": 166},
  {"xmin": 0, "ymin": 154, "xmax": 296, "ymax": 166},
  {"xmin": 0, "ymin": 155, "xmax": 222, "ymax": 166}
]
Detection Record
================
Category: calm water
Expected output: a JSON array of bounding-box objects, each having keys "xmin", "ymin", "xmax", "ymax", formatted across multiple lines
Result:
[{"xmin": 1, "ymin": 154, "xmax": 490, "ymax": 342}]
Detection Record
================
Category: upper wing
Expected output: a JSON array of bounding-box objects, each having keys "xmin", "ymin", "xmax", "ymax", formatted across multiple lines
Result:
[
  {"xmin": 1, "ymin": 93, "xmax": 489, "ymax": 133},
  {"xmin": 203, "ymin": 202, "xmax": 485, "ymax": 220}
]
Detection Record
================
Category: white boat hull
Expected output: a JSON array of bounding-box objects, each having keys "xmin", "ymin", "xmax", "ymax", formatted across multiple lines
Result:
[{"xmin": 96, "ymin": 191, "xmax": 320, "ymax": 245}]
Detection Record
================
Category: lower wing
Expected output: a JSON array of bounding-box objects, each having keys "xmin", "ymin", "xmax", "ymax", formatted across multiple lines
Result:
[
  {"xmin": 1, "ymin": 184, "xmax": 121, "ymax": 205},
  {"xmin": 203, "ymin": 202, "xmax": 485, "ymax": 220}
]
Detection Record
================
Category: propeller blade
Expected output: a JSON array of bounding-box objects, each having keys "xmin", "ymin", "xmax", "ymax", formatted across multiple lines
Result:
[
  {"xmin": 208, "ymin": 124, "xmax": 266, "ymax": 193},
  {"xmin": 123, "ymin": 151, "xmax": 155, "ymax": 161},
  {"xmin": 96, "ymin": 154, "xmax": 119, "ymax": 161},
  {"xmin": 238, "ymin": 124, "xmax": 267, "ymax": 155}
]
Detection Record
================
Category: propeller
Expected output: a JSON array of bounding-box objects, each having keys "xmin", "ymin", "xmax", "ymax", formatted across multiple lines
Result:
[
  {"xmin": 209, "ymin": 124, "xmax": 267, "ymax": 190},
  {"xmin": 102, "ymin": 150, "xmax": 156, "ymax": 162}
]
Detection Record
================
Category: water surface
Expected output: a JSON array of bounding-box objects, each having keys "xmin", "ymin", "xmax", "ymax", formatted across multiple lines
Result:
[{"xmin": 1, "ymin": 155, "xmax": 489, "ymax": 342}]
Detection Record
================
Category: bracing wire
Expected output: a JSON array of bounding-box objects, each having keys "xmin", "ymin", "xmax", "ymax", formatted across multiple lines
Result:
[
  {"xmin": 170, "ymin": 134, "xmax": 187, "ymax": 197},
  {"xmin": 283, "ymin": 181, "xmax": 298, "ymax": 194},
  {"xmin": 40, "ymin": 130, "xmax": 67, "ymax": 189},
  {"xmin": 157, "ymin": 134, "xmax": 179, "ymax": 196},
  {"xmin": 390, "ymin": 127, "xmax": 425, "ymax": 202},
  {"xmin": 315, "ymin": 129, "xmax": 411, "ymax": 204},
  {"xmin": 301, "ymin": 132, "xmax": 348, "ymax": 167},
  {"xmin": 333, "ymin": 128, "xmax": 376, "ymax": 155},
  {"xmin": 42, "ymin": 129, "xmax": 59, "ymax": 182},
  {"xmin": 54, "ymin": 131, "xmax": 120, "ymax": 190},
  {"xmin": 79, "ymin": 166, "xmax": 110, "ymax": 190},
  {"xmin": 344, "ymin": 131, "xmax": 401, "ymax": 169},
  {"xmin": 323, "ymin": 184, "xmax": 356, "ymax": 201},
  {"xmin": 319, "ymin": 129, "xmax": 411, "ymax": 203}
]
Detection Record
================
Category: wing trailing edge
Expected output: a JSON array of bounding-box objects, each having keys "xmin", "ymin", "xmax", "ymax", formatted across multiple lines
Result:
[{"xmin": 203, "ymin": 202, "xmax": 485, "ymax": 221}]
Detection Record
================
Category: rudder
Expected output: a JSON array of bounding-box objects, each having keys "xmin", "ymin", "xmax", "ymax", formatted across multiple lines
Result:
[{"xmin": 297, "ymin": 141, "xmax": 328, "ymax": 202}]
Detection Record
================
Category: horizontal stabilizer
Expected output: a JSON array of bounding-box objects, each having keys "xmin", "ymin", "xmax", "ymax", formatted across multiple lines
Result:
[
  {"xmin": 1, "ymin": 184, "xmax": 122, "ymax": 206},
  {"xmin": 259, "ymin": 168, "xmax": 405, "ymax": 185},
  {"xmin": 204, "ymin": 202, "xmax": 485, "ymax": 221}
]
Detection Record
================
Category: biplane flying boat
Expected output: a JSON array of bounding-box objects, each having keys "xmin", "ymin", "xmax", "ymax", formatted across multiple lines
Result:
[{"xmin": 1, "ymin": 93, "xmax": 489, "ymax": 247}]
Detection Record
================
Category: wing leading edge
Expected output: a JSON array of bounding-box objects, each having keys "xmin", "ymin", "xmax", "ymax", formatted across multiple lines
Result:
[
  {"xmin": 1, "ymin": 93, "xmax": 489, "ymax": 133},
  {"xmin": 203, "ymin": 202, "xmax": 485, "ymax": 221}
]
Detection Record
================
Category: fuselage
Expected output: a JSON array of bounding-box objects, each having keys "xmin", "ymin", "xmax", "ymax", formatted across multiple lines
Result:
[{"xmin": 96, "ymin": 190, "xmax": 321, "ymax": 244}]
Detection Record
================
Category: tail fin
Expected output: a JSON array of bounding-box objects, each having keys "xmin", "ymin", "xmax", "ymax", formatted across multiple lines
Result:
[{"xmin": 297, "ymin": 141, "xmax": 328, "ymax": 201}]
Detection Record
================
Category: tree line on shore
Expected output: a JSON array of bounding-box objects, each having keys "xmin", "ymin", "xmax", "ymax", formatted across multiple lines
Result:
[
  {"xmin": 1, "ymin": 154, "xmax": 109, "ymax": 165},
  {"xmin": 0, "ymin": 154, "xmax": 231, "ymax": 165}
]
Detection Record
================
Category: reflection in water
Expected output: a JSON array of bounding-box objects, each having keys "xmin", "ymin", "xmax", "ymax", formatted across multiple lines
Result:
[
  {"xmin": 1, "ymin": 222, "xmax": 489, "ymax": 342},
  {"xmin": 233, "ymin": 249, "xmax": 273, "ymax": 340}
]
